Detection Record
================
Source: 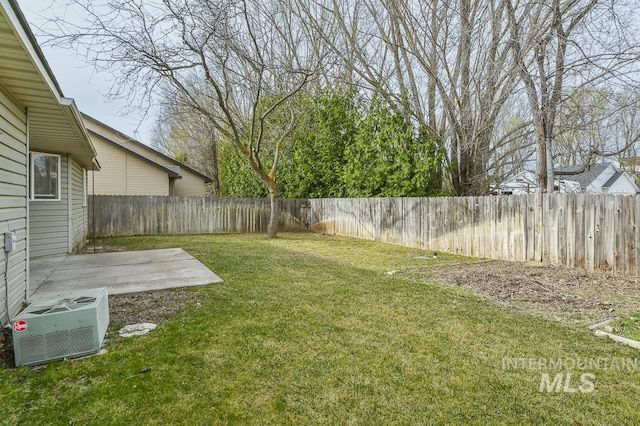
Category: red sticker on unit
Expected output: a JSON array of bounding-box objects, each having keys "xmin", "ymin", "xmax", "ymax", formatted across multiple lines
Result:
[{"xmin": 13, "ymin": 319, "xmax": 28, "ymax": 333}]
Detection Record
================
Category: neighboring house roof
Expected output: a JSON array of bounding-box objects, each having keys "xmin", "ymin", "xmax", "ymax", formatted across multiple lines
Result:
[
  {"xmin": 0, "ymin": 0, "xmax": 98, "ymax": 170},
  {"xmin": 82, "ymin": 113, "xmax": 213, "ymax": 183},
  {"xmin": 601, "ymin": 170, "xmax": 640, "ymax": 194},
  {"xmin": 602, "ymin": 171, "xmax": 625, "ymax": 189},
  {"xmin": 553, "ymin": 162, "xmax": 610, "ymax": 188},
  {"xmin": 165, "ymin": 165, "xmax": 182, "ymax": 176},
  {"xmin": 87, "ymin": 129, "xmax": 182, "ymax": 179}
]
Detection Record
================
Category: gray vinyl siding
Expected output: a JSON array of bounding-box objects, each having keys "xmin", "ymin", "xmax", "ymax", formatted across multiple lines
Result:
[
  {"xmin": 29, "ymin": 155, "xmax": 69, "ymax": 258},
  {"xmin": 0, "ymin": 87, "xmax": 28, "ymax": 325},
  {"xmin": 70, "ymin": 159, "xmax": 88, "ymax": 251}
]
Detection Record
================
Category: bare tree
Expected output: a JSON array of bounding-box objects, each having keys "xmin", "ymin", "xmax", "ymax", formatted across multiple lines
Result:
[
  {"xmin": 612, "ymin": 91, "xmax": 640, "ymax": 176},
  {"xmin": 293, "ymin": 0, "xmax": 527, "ymax": 195},
  {"xmin": 51, "ymin": 0, "xmax": 320, "ymax": 237},
  {"xmin": 151, "ymin": 97, "xmax": 222, "ymax": 196},
  {"xmin": 552, "ymin": 87, "xmax": 640, "ymax": 171},
  {"xmin": 506, "ymin": 0, "xmax": 640, "ymax": 192}
]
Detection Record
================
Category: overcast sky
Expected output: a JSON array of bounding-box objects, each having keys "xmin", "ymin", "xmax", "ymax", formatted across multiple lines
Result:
[{"xmin": 16, "ymin": 1, "xmax": 156, "ymax": 144}]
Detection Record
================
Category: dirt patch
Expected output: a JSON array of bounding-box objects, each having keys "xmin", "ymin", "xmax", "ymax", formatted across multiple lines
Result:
[
  {"xmin": 81, "ymin": 239, "xmax": 128, "ymax": 254},
  {"xmin": 421, "ymin": 260, "xmax": 640, "ymax": 325},
  {"xmin": 108, "ymin": 288, "xmax": 201, "ymax": 328}
]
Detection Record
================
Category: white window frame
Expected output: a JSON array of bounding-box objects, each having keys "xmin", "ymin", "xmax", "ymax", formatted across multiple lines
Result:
[{"xmin": 30, "ymin": 152, "xmax": 61, "ymax": 201}]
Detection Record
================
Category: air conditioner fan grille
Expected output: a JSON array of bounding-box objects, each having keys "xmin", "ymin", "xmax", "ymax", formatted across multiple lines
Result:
[{"xmin": 26, "ymin": 296, "xmax": 97, "ymax": 315}]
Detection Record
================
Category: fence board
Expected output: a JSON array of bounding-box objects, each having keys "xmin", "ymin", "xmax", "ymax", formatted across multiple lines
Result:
[
  {"xmin": 604, "ymin": 195, "xmax": 616, "ymax": 271},
  {"xmin": 574, "ymin": 194, "xmax": 585, "ymax": 270},
  {"xmin": 636, "ymin": 196, "xmax": 640, "ymax": 276},
  {"xmin": 594, "ymin": 197, "xmax": 605, "ymax": 270},
  {"xmin": 623, "ymin": 196, "xmax": 635, "ymax": 275},
  {"xmin": 489, "ymin": 197, "xmax": 497, "ymax": 259},
  {"xmin": 544, "ymin": 194, "xmax": 555, "ymax": 263},
  {"xmin": 558, "ymin": 194, "xmax": 568, "ymax": 267},
  {"xmin": 614, "ymin": 196, "xmax": 625, "ymax": 274},
  {"xmin": 534, "ymin": 193, "xmax": 543, "ymax": 262}
]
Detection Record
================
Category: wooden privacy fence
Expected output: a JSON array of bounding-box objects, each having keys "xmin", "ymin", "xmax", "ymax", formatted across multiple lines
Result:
[
  {"xmin": 90, "ymin": 196, "xmax": 308, "ymax": 237},
  {"xmin": 308, "ymin": 194, "xmax": 640, "ymax": 275},
  {"xmin": 90, "ymin": 194, "xmax": 640, "ymax": 275}
]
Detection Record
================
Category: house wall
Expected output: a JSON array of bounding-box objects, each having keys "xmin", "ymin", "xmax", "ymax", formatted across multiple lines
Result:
[
  {"xmin": 30, "ymin": 156, "xmax": 90, "ymax": 257},
  {"xmin": 70, "ymin": 159, "xmax": 88, "ymax": 252},
  {"xmin": 29, "ymin": 155, "xmax": 70, "ymax": 258},
  {"xmin": 587, "ymin": 166, "xmax": 616, "ymax": 194},
  {"xmin": 88, "ymin": 136, "xmax": 125, "ymax": 194},
  {"xmin": 607, "ymin": 175, "xmax": 638, "ymax": 196},
  {"xmin": 87, "ymin": 137, "xmax": 169, "ymax": 195},
  {"xmin": 121, "ymin": 142, "xmax": 207, "ymax": 196},
  {"xmin": 0, "ymin": 87, "xmax": 28, "ymax": 323},
  {"xmin": 124, "ymin": 154, "xmax": 169, "ymax": 195},
  {"xmin": 175, "ymin": 172, "xmax": 207, "ymax": 196}
]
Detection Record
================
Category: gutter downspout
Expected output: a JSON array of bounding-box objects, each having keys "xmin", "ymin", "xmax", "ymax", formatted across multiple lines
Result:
[
  {"xmin": 68, "ymin": 154, "xmax": 73, "ymax": 253},
  {"xmin": 24, "ymin": 108, "xmax": 29, "ymax": 299}
]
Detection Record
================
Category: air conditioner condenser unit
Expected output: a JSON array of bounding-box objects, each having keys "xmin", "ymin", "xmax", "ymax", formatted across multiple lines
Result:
[{"xmin": 12, "ymin": 287, "xmax": 109, "ymax": 366}]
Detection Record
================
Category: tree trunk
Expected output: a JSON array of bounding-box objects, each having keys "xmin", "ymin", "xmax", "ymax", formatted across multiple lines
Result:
[
  {"xmin": 546, "ymin": 143, "xmax": 554, "ymax": 193},
  {"xmin": 210, "ymin": 130, "xmax": 221, "ymax": 196},
  {"xmin": 533, "ymin": 113, "xmax": 556, "ymax": 193},
  {"xmin": 267, "ymin": 186, "xmax": 279, "ymax": 238}
]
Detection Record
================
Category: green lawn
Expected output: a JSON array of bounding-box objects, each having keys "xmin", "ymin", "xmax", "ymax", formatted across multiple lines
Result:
[
  {"xmin": 610, "ymin": 313, "xmax": 640, "ymax": 342},
  {"xmin": 1, "ymin": 233, "xmax": 639, "ymax": 425}
]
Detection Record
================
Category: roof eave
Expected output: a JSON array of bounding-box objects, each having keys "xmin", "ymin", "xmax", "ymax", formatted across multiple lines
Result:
[
  {"xmin": 61, "ymin": 97, "xmax": 100, "ymax": 170},
  {"xmin": 2, "ymin": 0, "xmax": 99, "ymax": 170},
  {"xmin": 5, "ymin": 0, "xmax": 64, "ymax": 99}
]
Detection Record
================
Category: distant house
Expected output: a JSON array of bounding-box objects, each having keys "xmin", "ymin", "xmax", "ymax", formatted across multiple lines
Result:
[
  {"xmin": 1, "ymin": 0, "xmax": 99, "ymax": 323},
  {"xmin": 83, "ymin": 114, "xmax": 213, "ymax": 196},
  {"xmin": 494, "ymin": 162, "xmax": 639, "ymax": 195},
  {"xmin": 492, "ymin": 170, "xmax": 580, "ymax": 195},
  {"xmin": 555, "ymin": 162, "xmax": 638, "ymax": 196}
]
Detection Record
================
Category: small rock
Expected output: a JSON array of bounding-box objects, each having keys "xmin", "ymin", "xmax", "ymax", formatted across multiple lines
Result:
[
  {"xmin": 603, "ymin": 325, "xmax": 613, "ymax": 333},
  {"xmin": 119, "ymin": 323, "xmax": 157, "ymax": 338}
]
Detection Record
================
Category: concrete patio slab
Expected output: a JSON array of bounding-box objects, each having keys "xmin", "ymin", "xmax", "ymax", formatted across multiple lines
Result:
[{"xmin": 30, "ymin": 248, "xmax": 223, "ymax": 301}]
